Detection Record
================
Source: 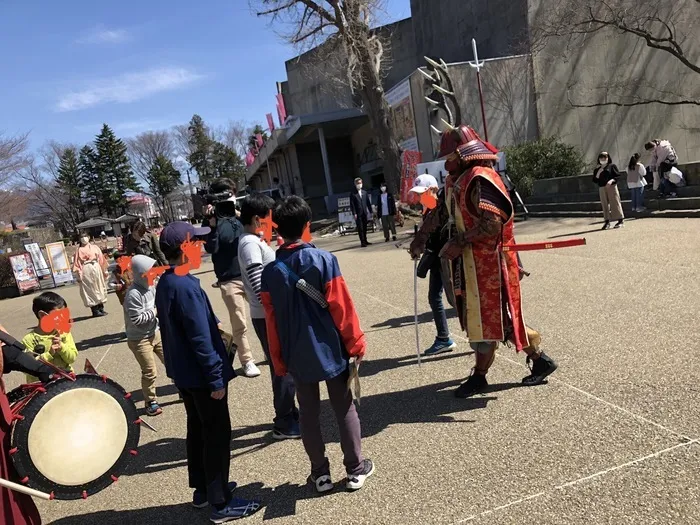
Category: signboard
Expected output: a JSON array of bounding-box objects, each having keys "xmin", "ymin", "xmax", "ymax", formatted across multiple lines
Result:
[
  {"xmin": 385, "ymin": 79, "xmax": 419, "ymax": 152},
  {"xmin": 400, "ymin": 150, "xmax": 423, "ymax": 203},
  {"xmin": 45, "ymin": 242, "xmax": 74, "ymax": 286},
  {"xmin": 416, "ymin": 160, "xmax": 447, "ymax": 189},
  {"xmin": 24, "ymin": 242, "xmax": 51, "ymax": 278},
  {"xmin": 9, "ymin": 253, "xmax": 40, "ymax": 293},
  {"xmin": 337, "ymin": 196, "xmax": 355, "ymax": 227}
]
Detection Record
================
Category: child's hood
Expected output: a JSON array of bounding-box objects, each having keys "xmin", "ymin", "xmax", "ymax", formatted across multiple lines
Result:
[{"xmin": 131, "ymin": 255, "xmax": 156, "ymax": 288}]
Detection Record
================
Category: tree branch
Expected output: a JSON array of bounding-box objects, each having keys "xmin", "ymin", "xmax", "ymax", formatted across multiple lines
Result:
[{"xmin": 567, "ymin": 89, "xmax": 700, "ymax": 108}]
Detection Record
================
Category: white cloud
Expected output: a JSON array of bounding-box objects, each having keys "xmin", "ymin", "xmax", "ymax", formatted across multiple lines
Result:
[
  {"xmin": 56, "ymin": 67, "xmax": 203, "ymax": 112},
  {"xmin": 74, "ymin": 119, "xmax": 174, "ymax": 134},
  {"xmin": 77, "ymin": 26, "xmax": 130, "ymax": 44}
]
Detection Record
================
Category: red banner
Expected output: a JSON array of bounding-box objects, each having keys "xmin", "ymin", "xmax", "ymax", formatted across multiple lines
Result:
[
  {"xmin": 266, "ymin": 113, "xmax": 275, "ymax": 132},
  {"xmin": 276, "ymin": 93, "xmax": 287, "ymax": 122},
  {"xmin": 400, "ymin": 150, "xmax": 422, "ymax": 203}
]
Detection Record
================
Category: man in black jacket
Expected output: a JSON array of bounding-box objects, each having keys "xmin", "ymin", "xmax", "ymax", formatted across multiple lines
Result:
[
  {"xmin": 349, "ymin": 177, "xmax": 373, "ymax": 247},
  {"xmin": 203, "ymin": 178, "xmax": 261, "ymax": 378},
  {"xmin": 375, "ymin": 182, "xmax": 397, "ymax": 242}
]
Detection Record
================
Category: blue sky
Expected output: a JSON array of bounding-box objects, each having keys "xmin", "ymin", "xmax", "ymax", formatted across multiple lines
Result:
[{"xmin": 0, "ymin": 0, "xmax": 411, "ymax": 151}]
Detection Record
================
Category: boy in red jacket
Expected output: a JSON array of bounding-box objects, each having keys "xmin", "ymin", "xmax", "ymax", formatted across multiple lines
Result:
[{"xmin": 261, "ymin": 196, "xmax": 374, "ymax": 494}]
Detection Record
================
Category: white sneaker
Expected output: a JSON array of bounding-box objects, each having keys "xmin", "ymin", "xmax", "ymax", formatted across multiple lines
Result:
[
  {"xmin": 242, "ymin": 362, "xmax": 261, "ymax": 378},
  {"xmin": 308, "ymin": 474, "xmax": 333, "ymax": 494},
  {"xmin": 346, "ymin": 459, "xmax": 375, "ymax": 491}
]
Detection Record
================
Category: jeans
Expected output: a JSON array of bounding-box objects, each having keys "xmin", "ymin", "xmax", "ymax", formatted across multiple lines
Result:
[
  {"xmin": 428, "ymin": 264, "xmax": 450, "ymax": 340},
  {"xmin": 294, "ymin": 369, "xmax": 364, "ymax": 477},
  {"xmin": 251, "ymin": 318, "xmax": 299, "ymax": 432},
  {"xmin": 630, "ymin": 187, "xmax": 644, "ymax": 210},
  {"xmin": 659, "ymin": 177, "xmax": 677, "ymax": 195},
  {"xmin": 380, "ymin": 215, "xmax": 396, "ymax": 240},
  {"xmin": 180, "ymin": 387, "xmax": 233, "ymax": 506}
]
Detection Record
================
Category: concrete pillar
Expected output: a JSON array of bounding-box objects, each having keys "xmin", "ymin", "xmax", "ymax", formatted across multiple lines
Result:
[{"xmin": 318, "ymin": 127, "xmax": 334, "ymax": 196}]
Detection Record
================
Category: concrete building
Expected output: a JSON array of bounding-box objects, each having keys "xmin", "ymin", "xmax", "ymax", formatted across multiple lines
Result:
[{"xmin": 247, "ymin": 0, "xmax": 700, "ymax": 217}]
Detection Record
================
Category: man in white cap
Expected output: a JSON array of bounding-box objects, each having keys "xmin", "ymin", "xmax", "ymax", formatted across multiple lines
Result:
[{"xmin": 409, "ymin": 174, "xmax": 457, "ymax": 356}]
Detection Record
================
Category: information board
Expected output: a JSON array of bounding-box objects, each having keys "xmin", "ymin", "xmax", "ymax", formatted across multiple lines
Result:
[
  {"xmin": 9, "ymin": 253, "xmax": 40, "ymax": 293},
  {"xmin": 24, "ymin": 242, "xmax": 51, "ymax": 278},
  {"xmin": 45, "ymin": 242, "xmax": 74, "ymax": 286}
]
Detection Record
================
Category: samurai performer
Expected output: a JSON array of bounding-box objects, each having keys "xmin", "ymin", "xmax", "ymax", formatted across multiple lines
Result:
[
  {"xmin": 72, "ymin": 235, "xmax": 109, "ymax": 317},
  {"xmin": 0, "ymin": 325, "xmax": 53, "ymax": 525},
  {"xmin": 411, "ymin": 59, "xmax": 557, "ymax": 398}
]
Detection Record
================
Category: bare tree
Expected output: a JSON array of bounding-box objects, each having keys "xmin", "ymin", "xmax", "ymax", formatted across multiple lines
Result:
[
  {"xmin": 482, "ymin": 59, "xmax": 531, "ymax": 145},
  {"xmin": 127, "ymin": 131, "xmax": 175, "ymax": 184},
  {"xmin": 253, "ymin": 0, "xmax": 402, "ymax": 193},
  {"xmin": 531, "ymin": 0, "xmax": 700, "ymax": 108},
  {"xmin": 0, "ymin": 131, "xmax": 30, "ymax": 186},
  {"xmin": 215, "ymin": 120, "xmax": 251, "ymax": 158},
  {"xmin": 21, "ymin": 161, "xmax": 76, "ymax": 234}
]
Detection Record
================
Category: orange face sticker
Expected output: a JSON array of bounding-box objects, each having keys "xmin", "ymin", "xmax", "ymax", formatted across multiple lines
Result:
[
  {"xmin": 420, "ymin": 191, "xmax": 437, "ymax": 211},
  {"xmin": 257, "ymin": 211, "xmax": 278, "ymax": 245},
  {"xmin": 174, "ymin": 233, "xmax": 206, "ymax": 276},
  {"xmin": 301, "ymin": 222, "xmax": 312, "ymax": 243},
  {"xmin": 40, "ymin": 307, "xmax": 73, "ymax": 334},
  {"xmin": 144, "ymin": 265, "xmax": 169, "ymax": 286},
  {"xmin": 116, "ymin": 256, "xmax": 132, "ymax": 273}
]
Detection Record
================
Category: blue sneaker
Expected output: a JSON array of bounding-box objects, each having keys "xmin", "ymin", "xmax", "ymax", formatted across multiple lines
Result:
[
  {"xmin": 210, "ymin": 498, "xmax": 262, "ymax": 523},
  {"xmin": 424, "ymin": 338, "xmax": 456, "ymax": 356},
  {"xmin": 192, "ymin": 482, "xmax": 238, "ymax": 508},
  {"xmin": 272, "ymin": 421, "xmax": 301, "ymax": 440}
]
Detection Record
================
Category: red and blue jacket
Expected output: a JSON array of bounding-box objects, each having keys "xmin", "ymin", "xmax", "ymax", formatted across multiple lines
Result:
[{"xmin": 260, "ymin": 242, "xmax": 365, "ymax": 383}]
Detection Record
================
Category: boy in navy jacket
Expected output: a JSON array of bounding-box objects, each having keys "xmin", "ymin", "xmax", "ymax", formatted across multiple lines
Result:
[
  {"xmin": 157, "ymin": 222, "xmax": 260, "ymax": 523},
  {"xmin": 261, "ymin": 196, "xmax": 374, "ymax": 493}
]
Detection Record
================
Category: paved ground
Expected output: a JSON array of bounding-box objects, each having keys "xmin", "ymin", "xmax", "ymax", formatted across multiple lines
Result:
[{"xmin": 3, "ymin": 217, "xmax": 699, "ymax": 524}]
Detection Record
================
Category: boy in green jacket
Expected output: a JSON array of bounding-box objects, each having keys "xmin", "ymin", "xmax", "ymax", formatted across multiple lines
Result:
[{"xmin": 22, "ymin": 292, "xmax": 78, "ymax": 382}]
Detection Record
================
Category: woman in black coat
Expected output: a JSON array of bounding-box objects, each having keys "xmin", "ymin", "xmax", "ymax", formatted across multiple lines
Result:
[{"xmin": 592, "ymin": 151, "xmax": 624, "ymax": 230}]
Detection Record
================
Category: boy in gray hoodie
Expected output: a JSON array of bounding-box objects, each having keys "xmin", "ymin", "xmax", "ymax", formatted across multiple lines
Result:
[{"xmin": 124, "ymin": 254, "xmax": 165, "ymax": 416}]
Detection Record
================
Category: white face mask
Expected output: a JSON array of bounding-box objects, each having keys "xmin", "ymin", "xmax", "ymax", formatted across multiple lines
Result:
[
  {"xmin": 356, "ymin": 184, "xmax": 363, "ymax": 190},
  {"xmin": 599, "ymin": 159, "xmax": 608, "ymax": 166},
  {"xmin": 380, "ymin": 186, "xmax": 387, "ymax": 193},
  {"xmin": 80, "ymin": 237, "xmax": 89, "ymax": 245}
]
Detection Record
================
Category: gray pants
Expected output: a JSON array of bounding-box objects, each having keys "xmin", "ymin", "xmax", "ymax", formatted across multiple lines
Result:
[
  {"xmin": 294, "ymin": 369, "xmax": 364, "ymax": 477},
  {"xmin": 380, "ymin": 215, "xmax": 396, "ymax": 240}
]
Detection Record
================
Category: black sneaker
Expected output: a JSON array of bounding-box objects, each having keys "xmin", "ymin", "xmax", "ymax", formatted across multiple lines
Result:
[
  {"xmin": 522, "ymin": 352, "xmax": 558, "ymax": 386},
  {"xmin": 614, "ymin": 219, "xmax": 624, "ymax": 229},
  {"xmin": 454, "ymin": 373, "xmax": 488, "ymax": 398},
  {"xmin": 601, "ymin": 220, "xmax": 610, "ymax": 230},
  {"xmin": 346, "ymin": 459, "xmax": 375, "ymax": 491},
  {"xmin": 392, "ymin": 235, "xmax": 397, "ymax": 241}
]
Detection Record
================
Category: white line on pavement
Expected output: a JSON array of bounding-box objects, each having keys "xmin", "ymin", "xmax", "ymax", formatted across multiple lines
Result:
[
  {"xmin": 456, "ymin": 439, "xmax": 700, "ymax": 523},
  {"xmin": 357, "ymin": 290, "xmax": 695, "ymax": 442},
  {"xmin": 94, "ymin": 323, "xmax": 125, "ymax": 370}
]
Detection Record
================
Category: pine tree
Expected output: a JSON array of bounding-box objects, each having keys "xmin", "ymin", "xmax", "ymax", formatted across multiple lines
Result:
[
  {"xmin": 56, "ymin": 147, "xmax": 85, "ymax": 225},
  {"xmin": 187, "ymin": 114, "xmax": 214, "ymax": 184},
  {"xmin": 78, "ymin": 145, "xmax": 103, "ymax": 216},
  {"xmin": 147, "ymin": 155, "xmax": 182, "ymax": 221},
  {"xmin": 94, "ymin": 124, "xmax": 139, "ymax": 215},
  {"xmin": 247, "ymin": 124, "xmax": 268, "ymax": 151},
  {"xmin": 211, "ymin": 142, "xmax": 246, "ymax": 186}
]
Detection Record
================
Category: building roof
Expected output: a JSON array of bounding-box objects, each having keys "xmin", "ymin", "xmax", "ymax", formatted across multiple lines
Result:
[
  {"xmin": 114, "ymin": 213, "xmax": 141, "ymax": 222},
  {"xmin": 76, "ymin": 217, "xmax": 114, "ymax": 229}
]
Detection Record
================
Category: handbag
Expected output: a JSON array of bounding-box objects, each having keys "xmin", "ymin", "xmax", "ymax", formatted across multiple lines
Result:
[{"xmin": 416, "ymin": 248, "xmax": 436, "ymax": 279}]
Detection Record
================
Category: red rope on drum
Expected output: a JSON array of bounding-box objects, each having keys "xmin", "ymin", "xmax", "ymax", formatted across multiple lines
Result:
[
  {"xmin": 49, "ymin": 492, "xmax": 55, "ymax": 500},
  {"xmin": 129, "ymin": 449, "xmax": 138, "ymax": 456},
  {"xmin": 9, "ymin": 447, "xmax": 18, "ymax": 455},
  {"xmin": 82, "ymin": 490, "xmax": 87, "ymax": 499},
  {"xmin": 124, "ymin": 392, "xmax": 132, "ymax": 399},
  {"xmin": 134, "ymin": 419, "xmax": 141, "ymax": 425},
  {"xmin": 13, "ymin": 413, "xmax": 25, "ymax": 421},
  {"xmin": 20, "ymin": 477, "xmax": 28, "ymax": 484},
  {"xmin": 36, "ymin": 387, "xmax": 46, "ymax": 393},
  {"xmin": 111, "ymin": 475, "xmax": 119, "ymax": 482},
  {"xmin": 101, "ymin": 375, "xmax": 108, "ymax": 383}
]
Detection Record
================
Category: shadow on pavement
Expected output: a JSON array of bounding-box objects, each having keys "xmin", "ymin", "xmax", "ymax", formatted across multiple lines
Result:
[
  {"xmin": 359, "ymin": 352, "xmax": 471, "ymax": 377},
  {"xmin": 76, "ymin": 331, "xmax": 126, "ymax": 351},
  {"xmin": 547, "ymin": 228, "xmax": 603, "ymax": 239},
  {"xmin": 49, "ymin": 503, "xmax": 201, "ymax": 525},
  {"xmin": 129, "ymin": 383, "xmax": 181, "ymax": 405},
  {"xmin": 371, "ymin": 309, "xmax": 457, "ymax": 329}
]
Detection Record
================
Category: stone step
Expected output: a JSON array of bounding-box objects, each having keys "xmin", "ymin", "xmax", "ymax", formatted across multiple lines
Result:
[
  {"xmin": 526, "ymin": 196, "xmax": 700, "ymax": 214},
  {"xmin": 525, "ymin": 184, "xmax": 700, "ymax": 205}
]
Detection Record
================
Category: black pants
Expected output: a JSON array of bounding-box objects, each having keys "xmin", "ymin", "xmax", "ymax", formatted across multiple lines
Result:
[
  {"xmin": 251, "ymin": 318, "xmax": 299, "ymax": 431},
  {"xmin": 356, "ymin": 215, "xmax": 368, "ymax": 245},
  {"xmin": 180, "ymin": 387, "xmax": 232, "ymax": 506}
]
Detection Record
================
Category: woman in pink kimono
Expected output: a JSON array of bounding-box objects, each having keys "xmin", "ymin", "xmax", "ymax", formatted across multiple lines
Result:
[{"xmin": 73, "ymin": 235, "xmax": 109, "ymax": 317}]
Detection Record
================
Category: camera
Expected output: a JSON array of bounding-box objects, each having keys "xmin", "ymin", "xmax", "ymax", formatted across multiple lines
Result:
[{"xmin": 205, "ymin": 191, "xmax": 234, "ymax": 206}]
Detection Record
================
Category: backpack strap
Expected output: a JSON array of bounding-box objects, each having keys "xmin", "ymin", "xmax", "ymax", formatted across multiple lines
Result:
[{"xmin": 275, "ymin": 261, "xmax": 329, "ymax": 309}]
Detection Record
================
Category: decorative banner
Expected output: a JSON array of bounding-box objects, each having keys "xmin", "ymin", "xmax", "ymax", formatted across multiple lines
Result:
[
  {"xmin": 400, "ymin": 150, "xmax": 423, "ymax": 203},
  {"xmin": 256, "ymin": 133, "xmax": 264, "ymax": 148},
  {"xmin": 276, "ymin": 93, "xmax": 287, "ymax": 122},
  {"xmin": 245, "ymin": 151, "xmax": 255, "ymax": 167},
  {"xmin": 385, "ymin": 79, "xmax": 419, "ymax": 152},
  {"xmin": 45, "ymin": 242, "xmax": 74, "ymax": 286},
  {"xmin": 9, "ymin": 253, "xmax": 40, "ymax": 293},
  {"xmin": 24, "ymin": 242, "xmax": 51, "ymax": 278},
  {"xmin": 266, "ymin": 113, "xmax": 275, "ymax": 132}
]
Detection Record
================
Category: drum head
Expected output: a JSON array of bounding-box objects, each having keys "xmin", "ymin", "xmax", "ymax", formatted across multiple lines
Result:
[{"xmin": 11, "ymin": 374, "xmax": 140, "ymax": 500}]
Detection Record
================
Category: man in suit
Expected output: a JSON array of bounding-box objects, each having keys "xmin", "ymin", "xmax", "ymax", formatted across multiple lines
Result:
[{"xmin": 349, "ymin": 177, "xmax": 373, "ymax": 247}]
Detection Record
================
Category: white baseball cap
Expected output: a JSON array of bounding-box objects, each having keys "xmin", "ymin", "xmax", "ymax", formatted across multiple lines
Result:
[{"xmin": 409, "ymin": 174, "xmax": 439, "ymax": 194}]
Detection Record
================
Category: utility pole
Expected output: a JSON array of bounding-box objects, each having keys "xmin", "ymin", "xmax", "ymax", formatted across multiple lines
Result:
[
  {"xmin": 186, "ymin": 168, "xmax": 196, "ymax": 218},
  {"xmin": 469, "ymin": 38, "xmax": 489, "ymax": 142}
]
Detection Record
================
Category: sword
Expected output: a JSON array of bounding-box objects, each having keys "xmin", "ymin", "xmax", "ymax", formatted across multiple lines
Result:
[{"xmin": 501, "ymin": 238, "xmax": 586, "ymax": 252}]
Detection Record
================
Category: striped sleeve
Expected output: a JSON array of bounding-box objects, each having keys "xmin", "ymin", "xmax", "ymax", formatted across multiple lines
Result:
[{"xmin": 246, "ymin": 263, "xmax": 264, "ymax": 302}]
